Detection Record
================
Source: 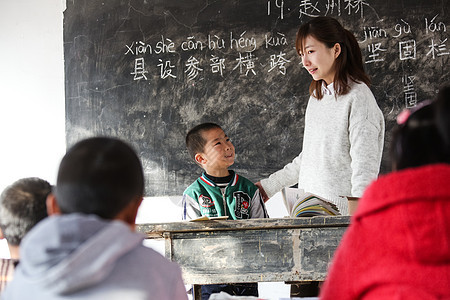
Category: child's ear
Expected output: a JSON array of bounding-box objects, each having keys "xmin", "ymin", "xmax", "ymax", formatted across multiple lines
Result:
[
  {"xmin": 46, "ymin": 193, "xmax": 61, "ymax": 216},
  {"xmin": 195, "ymin": 153, "xmax": 206, "ymax": 165}
]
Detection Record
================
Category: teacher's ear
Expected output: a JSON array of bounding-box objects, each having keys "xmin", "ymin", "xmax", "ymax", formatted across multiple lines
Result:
[
  {"xmin": 46, "ymin": 193, "xmax": 61, "ymax": 216},
  {"xmin": 333, "ymin": 43, "xmax": 341, "ymax": 59}
]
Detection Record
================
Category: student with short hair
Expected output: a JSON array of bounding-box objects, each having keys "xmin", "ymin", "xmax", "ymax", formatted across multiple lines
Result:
[
  {"xmin": 0, "ymin": 177, "xmax": 50, "ymax": 292},
  {"xmin": 182, "ymin": 123, "xmax": 268, "ymax": 300},
  {"xmin": 2, "ymin": 137, "xmax": 187, "ymax": 300},
  {"xmin": 320, "ymin": 86, "xmax": 450, "ymax": 299}
]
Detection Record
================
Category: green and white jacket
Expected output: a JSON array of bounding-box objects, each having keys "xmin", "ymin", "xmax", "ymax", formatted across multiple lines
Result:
[{"xmin": 182, "ymin": 171, "xmax": 268, "ymax": 220}]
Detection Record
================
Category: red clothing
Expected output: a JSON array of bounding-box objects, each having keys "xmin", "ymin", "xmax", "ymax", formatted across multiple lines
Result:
[{"xmin": 320, "ymin": 164, "xmax": 450, "ymax": 299}]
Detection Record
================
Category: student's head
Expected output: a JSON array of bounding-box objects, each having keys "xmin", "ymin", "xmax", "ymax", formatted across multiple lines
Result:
[
  {"xmin": 296, "ymin": 16, "xmax": 370, "ymax": 99},
  {"xmin": 391, "ymin": 86, "xmax": 450, "ymax": 171},
  {"xmin": 0, "ymin": 177, "xmax": 50, "ymax": 247},
  {"xmin": 52, "ymin": 137, "xmax": 144, "ymax": 221},
  {"xmin": 435, "ymin": 85, "xmax": 450, "ymax": 151},
  {"xmin": 186, "ymin": 123, "xmax": 235, "ymax": 174}
]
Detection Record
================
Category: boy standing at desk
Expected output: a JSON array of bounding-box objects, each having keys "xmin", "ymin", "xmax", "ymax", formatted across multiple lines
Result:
[{"xmin": 181, "ymin": 122, "xmax": 268, "ymax": 299}]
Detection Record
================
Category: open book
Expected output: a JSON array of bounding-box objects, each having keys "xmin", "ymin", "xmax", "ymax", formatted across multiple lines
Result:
[
  {"xmin": 189, "ymin": 216, "xmax": 229, "ymax": 222},
  {"xmin": 282, "ymin": 187, "xmax": 340, "ymax": 217}
]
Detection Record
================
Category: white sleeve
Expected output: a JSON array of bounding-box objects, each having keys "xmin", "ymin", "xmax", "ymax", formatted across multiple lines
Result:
[
  {"xmin": 181, "ymin": 194, "xmax": 201, "ymax": 220},
  {"xmin": 348, "ymin": 90, "xmax": 385, "ymax": 197},
  {"xmin": 259, "ymin": 152, "xmax": 302, "ymax": 198},
  {"xmin": 250, "ymin": 189, "xmax": 269, "ymax": 218},
  {"xmin": 349, "ymin": 118, "xmax": 384, "ymax": 197}
]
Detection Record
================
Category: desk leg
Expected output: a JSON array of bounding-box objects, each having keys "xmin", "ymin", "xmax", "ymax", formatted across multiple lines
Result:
[
  {"xmin": 163, "ymin": 232, "xmax": 172, "ymax": 259},
  {"xmin": 289, "ymin": 282, "xmax": 321, "ymax": 297},
  {"xmin": 193, "ymin": 285, "xmax": 202, "ymax": 300}
]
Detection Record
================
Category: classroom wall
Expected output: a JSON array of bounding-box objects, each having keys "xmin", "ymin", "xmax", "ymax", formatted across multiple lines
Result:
[
  {"xmin": 0, "ymin": 0, "xmax": 288, "ymax": 257},
  {"xmin": 0, "ymin": 1, "xmax": 291, "ymax": 296},
  {"xmin": 0, "ymin": 1, "xmax": 66, "ymax": 194},
  {"xmin": 0, "ymin": 0, "xmax": 66, "ymax": 257}
]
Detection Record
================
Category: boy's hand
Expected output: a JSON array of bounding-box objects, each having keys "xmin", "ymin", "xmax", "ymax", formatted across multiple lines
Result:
[{"xmin": 255, "ymin": 182, "xmax": 269, "ymax": 202}]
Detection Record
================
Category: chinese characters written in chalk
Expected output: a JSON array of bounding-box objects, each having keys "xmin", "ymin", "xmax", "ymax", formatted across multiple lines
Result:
[
  {"xmin": 268, "ymin": 0, "xmax": 372, "ymax": 20},
  {"xmin": 125, "ymin": 32, "xmax": 291, "ymax": 82},
  {"xmin": 360, "ymin": 14, "xmax": 448, "ymax": 64},
  {"xmin": 403, "ymin": 75, "xmax": 417, "ymax": 108}
]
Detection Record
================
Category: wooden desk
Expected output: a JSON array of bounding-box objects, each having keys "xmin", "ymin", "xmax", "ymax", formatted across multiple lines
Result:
[{"xmin": 137, "ymin": 216, "xmax": 350, "ymax": 289}]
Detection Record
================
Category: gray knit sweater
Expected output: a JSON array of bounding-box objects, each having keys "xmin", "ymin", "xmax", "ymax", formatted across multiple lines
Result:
[{"xmin": 260, "ymin": 81, "xmax": 385, "ymax": 214}]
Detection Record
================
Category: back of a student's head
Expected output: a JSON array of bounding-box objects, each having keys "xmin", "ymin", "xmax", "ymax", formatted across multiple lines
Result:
[
  {"xmin": 186, "ymin": 122, "xmax": 222, "ymax": 161},
  {"xmin": 391, "ymin": 86, "xmax": 450, "ymax": 171},
  {"xmin": 54, "ymin": 137, "xmax": 144, "ymax": 219},
  {"xmin": 0, "ymin": 177, "xmax": 50, "ymax": 246},
  {"xmin": 435, "ymin": 85, "xmax": 450, "ymax": 153}
]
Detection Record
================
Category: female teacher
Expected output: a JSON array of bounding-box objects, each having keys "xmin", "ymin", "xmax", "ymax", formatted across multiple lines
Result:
[{"xmin": 257, "ymin": 16, "xmax": 385, "ymax": 215}]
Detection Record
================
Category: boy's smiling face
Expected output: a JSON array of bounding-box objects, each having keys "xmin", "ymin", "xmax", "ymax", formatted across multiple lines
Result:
[{"xmin": 195, "ymin": 127, "xmax": 235, "ymax": 177}]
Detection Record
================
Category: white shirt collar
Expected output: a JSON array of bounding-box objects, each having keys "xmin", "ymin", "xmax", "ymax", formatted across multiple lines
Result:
[{"xmin": 322, "ymin": 82, "xmax": 335, "ymax": 96}]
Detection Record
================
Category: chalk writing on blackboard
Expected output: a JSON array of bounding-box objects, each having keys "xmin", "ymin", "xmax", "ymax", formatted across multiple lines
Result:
[
  {"xmin": 210, "ymin": 55, "xmax": 226, "ymax": 76},
  {"xmin": 234, "ymin": 53, "xmax": 258, "ymax": 76},
  {"xmin": 122, "ymin": 9, "xmax": 448, "ymax": 84},
  {"xmin": 365, "ymin": 43, "xmax": 387, "ymax": 64},
  {"xmin": 268, "ymin": 0, "xmax": 285, "ymax": 20},
  {"xmin": 181, "ymin": 36, "xmax": 205, "ymax": 51},
  {"xmin": 185, "ymin": 56, "xmax": 203, "ymax": 81},
  {"xmin": 208, "ymin": 35, "xmax": 226, "ymax": 50},
  {"xmin": 230, "ymin": 31, "xmax": 257, "ymax": 52},
  {"xmin": 361, "ymin": 26, "xmax": 388, "ymax": 42},
  {"xmin": 399, "ymin": 40, "xmax": 417, "ymax": 61},
  {"xmin": 64, "ymin": 0, "xmax": 450, "ymax": 197},
  {"xmin": 131, "ymin": 58, "xmax": 148, "ymax": 80},
  {"xmin": 427, "ymin": 38, "xmax": 450, "ymax": 59},
  {"xmin": 267, "ymin": 0, "xmax": 370, "ymax": 20},
  {"xmin": 268, "ymin": 52, "xmax": 291, "ymax": 75},
  {"xmin": 425, "ymin": 15, "xmax": 447, "ymax": 34},
  {"xmin": 297, "ymin": 0, "xmax": 371, "ymax": 19},
  {"xmin": 125, "ymin": 31, "xmax": 296, "ymax": 81},
  {"xmin": 158, "ymin": 59, "xmax": 176, "ymax": 79},
  {"xmin": 265, "ymin": 32, "xmax": 289, "ymax": 48},
  {"xmin": 403, "ymin": 75, "xmax": 418, "ymax": 108},
  {"xmin": 393, "ymin": 19, "xmax": 411, "ymax": 38},
  {"xmin": 125, "ymin": 41, "xmax": 153, "ymax": 56}
]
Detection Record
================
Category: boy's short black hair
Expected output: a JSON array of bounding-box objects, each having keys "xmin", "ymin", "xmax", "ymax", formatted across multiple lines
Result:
[
  {"xmin": 0, "ymin": 177, "xmax": 50, "ymax": 246},
  {"xmin": 186, "ymin": 123, "xmax": 222, "ymax": 161},
  {"xmin": 54, "ymin": 137, "xmax": 144, "ymax": 219}
]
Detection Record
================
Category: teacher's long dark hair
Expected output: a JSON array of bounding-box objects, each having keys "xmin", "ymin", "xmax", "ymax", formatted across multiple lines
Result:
[{"xmin": 296, "ymin": 16, "xmax": 370, "ymax": 100}]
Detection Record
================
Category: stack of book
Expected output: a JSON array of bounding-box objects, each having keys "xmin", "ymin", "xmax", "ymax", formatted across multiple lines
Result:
[{"xmin": 282, "ymin": 187, "xmax": 340, "ymax": 217}]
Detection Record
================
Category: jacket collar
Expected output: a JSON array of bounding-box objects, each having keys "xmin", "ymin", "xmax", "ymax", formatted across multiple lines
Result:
[
  {"xmin": 200, "ymin": 171, "xmax": 239, "ymax": 187},
  {"xmin": 355, "ymin": 163, "xmax": 450, "ymax": 220}
]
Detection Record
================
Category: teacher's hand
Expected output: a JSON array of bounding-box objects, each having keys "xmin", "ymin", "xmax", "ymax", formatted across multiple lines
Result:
[{"xmin": 255, "ymin": 181, "xmax": 269, "ymax": 203}]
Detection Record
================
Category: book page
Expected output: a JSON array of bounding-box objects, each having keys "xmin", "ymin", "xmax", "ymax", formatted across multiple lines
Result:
[
  {"xmin": 281, "ymin": 187, "xmax": 340, "ymax": 217},
  {"xmin": 189, "ymin": 216, "xmax": 229, "ymax": 222}
]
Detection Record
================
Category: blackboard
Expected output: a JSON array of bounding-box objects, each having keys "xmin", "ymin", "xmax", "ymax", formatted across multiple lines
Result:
[{"xmin": 64, "ymin": 0, "xmax": 449, "ymax": 196}]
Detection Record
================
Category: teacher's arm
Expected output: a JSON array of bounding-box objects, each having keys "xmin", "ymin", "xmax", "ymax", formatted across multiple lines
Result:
[
  {"xmin": 258, "ymin": 153, "xmax": 303, "ymax": 202},
  {"xmin": 349, "ymin": 101, "xmax": 385, "ymax": 197}
]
